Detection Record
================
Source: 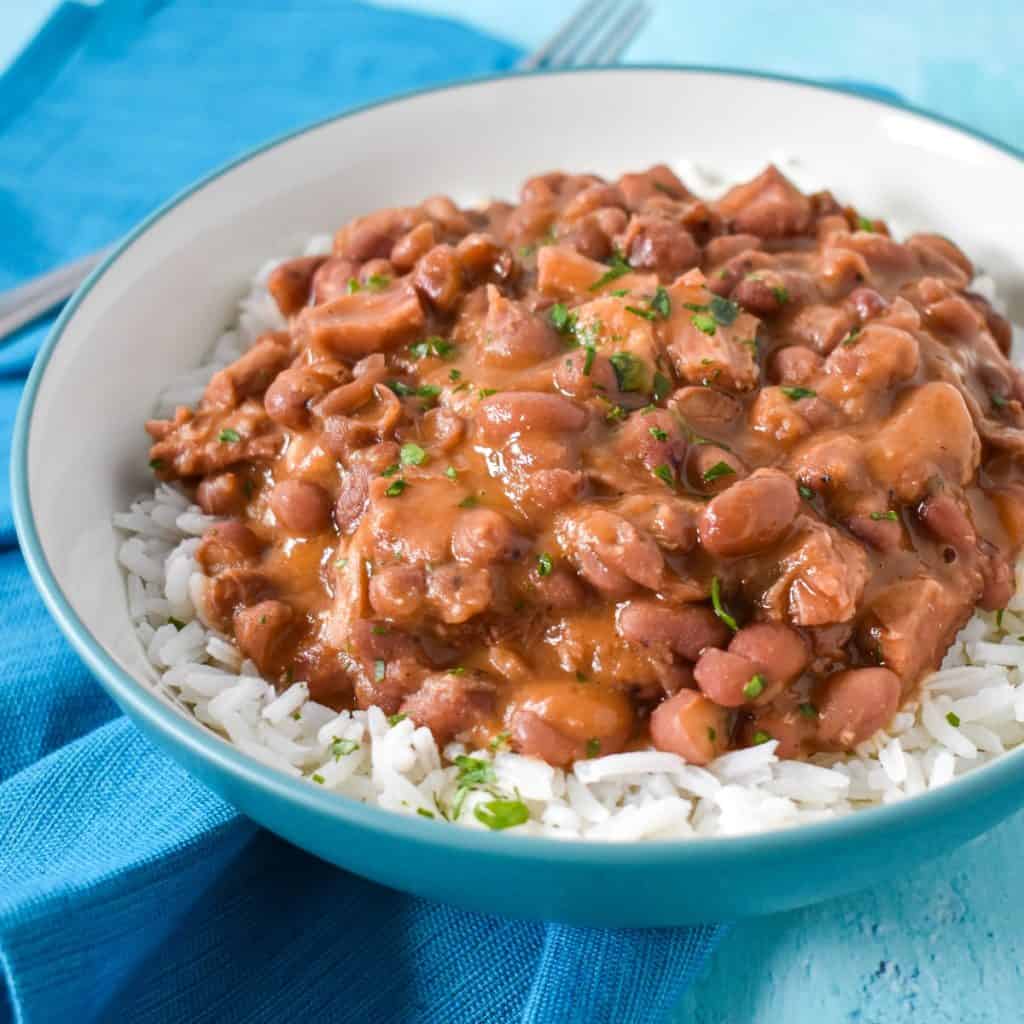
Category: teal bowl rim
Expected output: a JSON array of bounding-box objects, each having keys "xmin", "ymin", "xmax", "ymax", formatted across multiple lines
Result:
[{"xmin": 11, "ymin": 64, "xmax": 1024, "ymax": 866}]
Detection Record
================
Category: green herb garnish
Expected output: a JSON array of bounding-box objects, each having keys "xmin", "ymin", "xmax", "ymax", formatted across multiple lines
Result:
[
  {"xmin": 490, "ymin": 731, "xmax": 510, "ymax": 752},
  {"xmin": 651, "ymin": 286, "xmax": 672, "ymax": 319},
  {"xmin": 798, "ymin": 485, "xmax": 815, "ymax": 501},
  {"xmin": 649, "ymin": 426, "xmax": 668, "ymax": 442},
  {"xmin": 856, "ymin": 215, "xmax": 874, "ymax": 232},
  {"xmin": 609, "ymin": 351, "xmax": 646, "ymax": 392},
  {"xmin": 582, "ymin": 345, "xmax": 596, "ymax": 376},
  {"xmin": 946, "ymin": 711, "xmax": 961, "ymax": 727},
  {"xmin": 709, "ymin": 295, "xmax": 740, "ymax": 326},
  {"xmin": 771, "ymin": 285, "xmax": 790, "ymax": 304},
  {"xmin": 366, "ymin": 273, "xmax": 391, "ymax": 291},
  {"xmin": 449, "ymin": 368, "xmax": 462, "ymax": 382},
  {"xmin": 381, "ymin": 463, "xmax": 400, "ymax": 477},
  {"xmin": 409, "ymin": 336, "xmax": 454, "ymax": 359},
  {"xmin": 799, "ymin": 702, "xmax": 818, "ymax": 719},
  {"xmin": 841, "ymin": 326, "xmax": 862, "ymax": 347},
  {"xmin": 452, "ymin": 754, "xmax": 497, "ymax": 819},
  {"xmin": 473, "ymin": 799, "xmax": 529, "ymax": 831},
  {"xmin": 743, "ymin": 674, "xmax": 765, "ymax": 700},
  {"xmin": 346, "ymin": 277, "xmax": 361, "ymax": 294},
  {"xmin": 537, "ymin": 553, "xmax": 553, "ymax": 577},
  {"xmin": 652, "ymin": 371, "xmax": 671, "ymax": 402},
  {"xmin": 385, "ymin": 479, "xmax": 407, "ymax": 498},
  {"xmin": 388, "ymin": 712, "xmax": 408, "ymax": 726},
  {"xmin": 331, "ymin": 738, "xmax": 359, "ymax": 758},
  {"xmin": 312, "ymin": 773, "xmax": 325, "ymax": 784},
  {"xmin": 400, "ymin": 443, "xmax": 427, "ymax": 466},
  {"xmin": 417, "ymin": 808, "xmax": 435, "ymax": 819},
  {"xmin": 167, "ymin": 617, "xmax": 186, "ymax": 631},
  {"xmin": 870, "ymin": 510, "xmax": 898, "ymax": 521},
  {"xmin": 780, "ymin": 386, "xmax": 816, "ymax": 400},
  {"xmin": 218, "ymin": 428, "xmax": 241, "ymax": 443},
  {"xmin": 586, "ymin": 738, "xmax": 602, "ymax": 758},
  {"xmin": 549, "ymin": 302, "xmax": 577, "ymax": 335},
  {"xmin": 416, "ymin": 384, "xmax": 441, "ymax": 404},
  {"xmin": 625, "ymin": 304, "xmax": 657, "ymax": 322},
  {"xmin": 458, "ymin": 495, "xmax": 478, "ymax": 508},
  {"xmin": 992, "ymin": 393, "xmax": 1009, "ymax": 409},
  {"xmin": 589, "ymin": 250, "xmax": 631, "ymax": 291},
  {"xmin": 752, "ymin": 730, "xmax": 772, "ymax": 745},
  {"xmin": 711, "ymin": 576, "xmax": 738, "ymax": 632},
  {"xmin": 691, "ymin": 312, "xmax": 717, "ymax": 336},
  {"xmin": 148, "ymin": 458, "xmax": 164, "ymax": 471},
  {"xmin": 702, "ymin": 461, "xmax": 735, "ymax": 483},
  {"xmin": 653, "ymin": 463, "xmax": 675, "ymax": 487},
  {"xmin": 445, "ymin": 466, "xmax": 458, "ymax": 480}
]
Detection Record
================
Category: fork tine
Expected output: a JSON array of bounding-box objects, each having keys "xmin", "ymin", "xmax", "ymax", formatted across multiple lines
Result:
[
  {"xmin": 516, "ymin": 0, "xmax": 619, "ymax": 71},
  {"xmin": 576, "ymin": 0, "xmax": 650, "ymax": 66}
]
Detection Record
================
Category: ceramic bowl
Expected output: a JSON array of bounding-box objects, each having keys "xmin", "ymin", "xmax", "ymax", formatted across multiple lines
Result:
[{"xmin": 13, "ymin": 67, "xmax": 1024, "ymax": 926}]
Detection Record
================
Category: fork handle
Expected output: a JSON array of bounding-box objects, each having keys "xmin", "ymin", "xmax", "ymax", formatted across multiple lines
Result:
[{"xmin": 0, "ymin": 246, "xmax": 113, "ymax": 342}]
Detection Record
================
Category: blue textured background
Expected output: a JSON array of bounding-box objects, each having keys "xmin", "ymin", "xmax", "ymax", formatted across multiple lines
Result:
[{"xmin": 4, "ymin": 3, "xmax": 1024, "ymax": 1022}]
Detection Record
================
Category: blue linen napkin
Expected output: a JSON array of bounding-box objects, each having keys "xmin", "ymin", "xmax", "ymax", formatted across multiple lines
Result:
[{"xmin": 0, "ymin": 3, "xmax": 725, "ymax": 1022}]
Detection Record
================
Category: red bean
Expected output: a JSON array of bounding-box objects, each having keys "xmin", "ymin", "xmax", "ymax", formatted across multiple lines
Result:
[
  {"xmin": 693, "ymin": 648, "xmax": 763, "ymax": 707},
  {"xmin": 267, "ymin": 256, "xmax": 325, "ymax": 316},
  {"xmin": 617, "ymin": 599, "xmax": 729, "ymax": 661},
  {"xmin": 197, "ymin": 520, "xmax": 263, "ymax": 573},
  {"xmin": 270, "ymin": 480, "xmax": 331, "ymax": 534},
  {"xmin": 196, "ymin": 472, "xmax": 246, "ymax": 516},
  {"xmin": 699, "ymin": 468, "xmax": 799, "ymax": 557},
  {"xmin": 729, "ymin": 623, "xmax": 809, "ymax": 687},
  {"xmin": 368, "ymin": 565, "xmax": 426, "ymax": 619},
  {"xmin": 233, "ymin": 599, "xmax": 296, "ymax": 675},
  {"xmin": 650, "ymin": 690, "xmax": 728, "ymax": 765},
  {"xmin": 451, "ymin": 508, "xmax": 528, "ymax": 565},
  {"xmin": 400, "ymin": 672, "xmax": 496, "ymax": 744},
  {"xmin": 815, "ymin": 667, "xmax": 901, "ymax": 748},
  {"xmin": 477, "ymin": 391, "xmax": 587, "ymax": 444}
]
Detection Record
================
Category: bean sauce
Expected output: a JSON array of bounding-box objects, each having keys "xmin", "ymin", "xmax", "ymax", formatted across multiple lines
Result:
[{"xmin": 146, "ymin": 163, "xmax": 1024, "ymax": 765}]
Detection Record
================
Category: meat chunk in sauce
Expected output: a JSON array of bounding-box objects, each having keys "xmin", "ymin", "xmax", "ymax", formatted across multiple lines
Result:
[{"xmin": 147, "ymin": 164, "xmax": 1024, "ymax": 767}]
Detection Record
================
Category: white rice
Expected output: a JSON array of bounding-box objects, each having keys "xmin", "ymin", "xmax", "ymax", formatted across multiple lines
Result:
[{"xmin": 114, "ymin": 200, "xmax": 1024, "ymax": 841}]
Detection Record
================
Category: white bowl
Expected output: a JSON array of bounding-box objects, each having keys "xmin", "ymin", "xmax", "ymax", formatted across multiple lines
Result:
[{"xmin": 13, "ymin": 68, "xmax": 1024, "ymax": 925}]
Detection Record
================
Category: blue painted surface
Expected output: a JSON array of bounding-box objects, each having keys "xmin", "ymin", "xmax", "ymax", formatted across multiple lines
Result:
[{"xmin": 4, "ymin": 1, "xmax": 1024, "ymax": 1020}]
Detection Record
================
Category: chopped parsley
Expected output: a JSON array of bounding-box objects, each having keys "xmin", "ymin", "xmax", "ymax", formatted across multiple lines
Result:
[
  {"xmin": 651, "ymin": 286, "xmax": 672, "ymax": 319},
  {"xmin": 549, "ymin": 302, "xmax": 577, "ymax": 335},
  {"xmin": 445, "ymin": 466, "xmax": 458, "ymax": 480},
  {"xmin": 649, "ymin": 426, "xmax": 669, "ymax": 441},
  {"xmin": 384, "ymin": 479, "xmax": 407, "ymax": 497},
  {"xmin": 991, "ymin": 393, "xmax": 1009, "ymax": 409},
  {"xmin": 691, "ymin": 312, "xmax": 717, "ymax": 336},
  {"xmin": 652, "ymin": 463, "xmax": 675, "ymax": 487},
  {"xmin": 331, "ymin": 738, "xmax": 359, "ymax": 758},
  {"xmin": 709, "ymin": 295, "xmax": 740, "ymax": 326},
  {"xmin": 609, "ymin": 288, "xmax": 629, "ymax": 297},
  {"xmin": 400, "ymin": 442, "xmax": 427, "ymax": 466},
  {"xmin": 752, "ymin": 730, "xmax": 772, "ymax": 745},
  {"xmin": 148, "ymin": 458, "xmax": 164, "ymax": 471},
  {"xmin": 217, "ymin": 428, "xmax": 241, "ymax": 443},
  {"xmin": 452, "ymin": 754, "xmax": 497, "ymax": 819},
  {"xmin": 582, "ymin": 345, "xmax": 596, "ymax": 376},
  {"xmin": 366, "ymin": 273, "xmax": 391, "ymax": 291},
  {"xmin": 609, "ymin": 351, "xmax": 646, "ymax": 392},
  {"xmin": 374, "ymin": 659, "xmax": 386, "ymax": 682},
  {"xmin": 449, "ymin": 368, "xmax": 462, "ymax": 382},
  {"xmin": 409, "ymin": 335, "xmax": 455, "ymax": 359},
  {"xmin": 416, "ymin": 384, "xmax": 441, "ymax": 404},
  {"xmin": 388, "ymin": 712, "xmax": 408, "ymax": 727},
  {"xmin": 711, "ymin": 576, "xmax": 738, "ymax": 632},
  {"xmin": 346, "ymin": 277, "xmax": 360, "ymax": 294},
  {"xmin": 312, "ymin": 773, "xmax": 325, "ymax": 784},
  {"xmin": 798, "ymin": 484, "xmax": 815, "ymax": 501},
  {"xmin": 841, "ymin": 325, "xmax": 862, "ymax": 347},
  {"xmin": 586, "ymin": 738, "xmax": 602, "ymax": 758},
  {"xmin": 702, "ymin": 461, "xmax": 735, "ymax": 483},
  {"xmin": 537, "ymin": 553, "xmax": 553, "ymax": 577},
  {"xmin": 417, "ymin": 808, "xmax": 435, "ymax": 819},
  {"xmin": 743, "ymin": 674, "xmax": 765, "ymax": 700},
  {"xmin": 167, "ymin": 616, "xmax": 186, "ymax": 631},
  {"xmin": 371, "ymin": 624, "xmax": 389, "ymax": 635},
  {"xmin": 798, "ymin": 702, "xmax": 818, "ymax": 719},
  {"xmin": 780, "ymin": 386, "xmax": 816, "ymax": 401},
  {"xmin": 946, "ymin": 711, "xmax": 961, "ymax": 728},
  {"xmin": 625, "ymin": 304, "xmax": 657, "ymax": 322},
  {"xmin": 589, "ymin": 250, "xmax": 631, "ymax": 291},
  {"xmin": 707, "ymin": 727, "xmax": 717, "ymax": 743},
  {"xmin": 652, "ymin": 371, "xmax": 671, "ymax": 402},
  {"xmin": 604, "ymin": 404, "xmax": 627, "ymax": 423},
  {"xmin": 771, "ymin": 285, "xmax": 790, "ymax": 305},
  {"xmin": 856, "ymin": 215, "xmax": 874, "ymax": 232},
  {"xmin": 477, "ymin": 387, "xmax": 498, "ymax": 399},
  {"xmin": 575, "ymin": 670, "xmax": 588, "ymax": 683},
  {"xmin": 474, "ymin": 798, "xmax": 529, "ymax": 830},
  {"xmin": 996, "ymin": 608, "xmax": 1005, "ymax": 629},
  {"xmin": 489, "ymin": 731, "xmax": 510, "ymax": 752},
  {"xmin": 381, "ymin": 463, "xmax": 400, "ymax": 477},
  {"xmin": 458, "ymin": 495, "xmax": 478, "ymax": 508},
  {"xmin": 388, "ymin": 379, "xmax": 414, "ymax": 397},
  {"xmin": 870, "ymin": 510, "xmax": 898, "ymax": 521}
]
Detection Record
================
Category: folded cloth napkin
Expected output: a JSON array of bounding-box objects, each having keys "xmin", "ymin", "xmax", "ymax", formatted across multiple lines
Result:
[{"xmin": 0, "ymin": 3, "xmax": 725, "ymax": 1022}]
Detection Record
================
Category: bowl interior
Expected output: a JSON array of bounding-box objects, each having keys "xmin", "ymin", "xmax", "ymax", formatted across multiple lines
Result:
[{"xmin": 14, "ymin": 68, "xmax": 1024, "ymax": 922}]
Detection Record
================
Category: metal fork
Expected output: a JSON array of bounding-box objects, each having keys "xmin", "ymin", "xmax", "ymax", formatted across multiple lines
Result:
[{"xmin": 0, "ymin": 0, "xmax": 650, "ymax": 343}]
